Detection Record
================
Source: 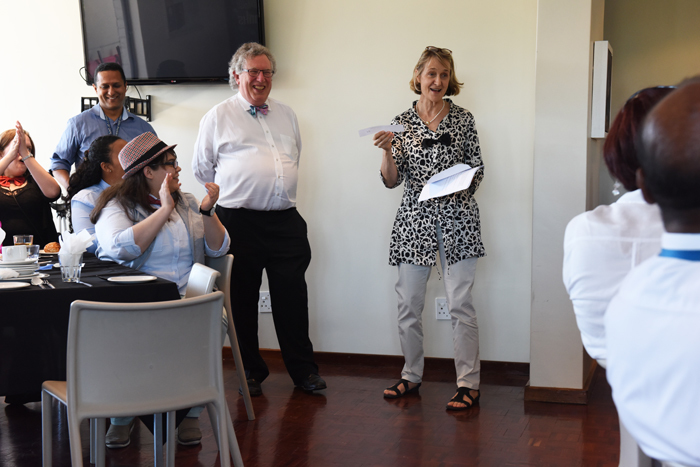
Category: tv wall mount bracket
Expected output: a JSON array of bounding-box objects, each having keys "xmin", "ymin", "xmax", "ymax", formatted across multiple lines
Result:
[{"xmin": 80, "ymin": 95, "xmax": 152, "ymax": 122}]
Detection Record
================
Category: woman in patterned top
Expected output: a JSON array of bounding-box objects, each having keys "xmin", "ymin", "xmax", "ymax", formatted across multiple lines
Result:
[{"xmin": 374, "ymin": 47, "xmax": 485, "ymax": 410}]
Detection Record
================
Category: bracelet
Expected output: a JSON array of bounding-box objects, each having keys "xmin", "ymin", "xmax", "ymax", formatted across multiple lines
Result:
[{"xmin": 21, "ymin": 154, "xmax": 34, "ymax": 162}]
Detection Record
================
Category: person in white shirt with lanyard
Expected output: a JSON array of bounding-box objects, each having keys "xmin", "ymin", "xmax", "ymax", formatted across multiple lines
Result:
[
  {"xmin": 605, "ymin": 79, "xmax": 700, "ymax": 466},
  {"xmin": 193, "ymin": 42, "xmax": 326, "ymax": 397}
]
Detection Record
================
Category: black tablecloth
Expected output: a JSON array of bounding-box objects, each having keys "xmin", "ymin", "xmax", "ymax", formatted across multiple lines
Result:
[{"xmin": 0, "ymin": 254, "xmax": 180, "ymax": 399}]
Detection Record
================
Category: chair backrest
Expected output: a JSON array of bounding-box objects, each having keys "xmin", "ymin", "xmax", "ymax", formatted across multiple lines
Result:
[
  {"xmin": 184, "ymin": 262, "xmax": 220, "ymax": 298},
  {"xmin": 66, "ymin": 292, "xmax": 225, "ymax": 420},
  {"xmin": 204, "ymin": 255, "xmax": 234, "ymax": 317}
]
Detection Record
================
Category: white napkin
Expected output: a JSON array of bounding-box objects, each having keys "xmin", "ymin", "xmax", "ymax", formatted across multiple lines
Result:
[
  {"xmin": 0, "ymin": 268, "xmax": 19, "ymax": 279},
  {"xmin": 58, "ymin": 230, "xmax": 94, "ymax": 266},
  {"xmin": 0, "ymin": 226, "xmax": 6, "ymax": 246}
]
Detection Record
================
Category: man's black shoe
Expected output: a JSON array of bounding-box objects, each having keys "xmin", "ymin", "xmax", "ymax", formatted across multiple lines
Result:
[
  {"xmin": 239, "ymin": 378, "xmax": 262, "ymax": 397},
  {"xmin": 295, "ymin": 374, "xmax": 327, "ymax": 392}
]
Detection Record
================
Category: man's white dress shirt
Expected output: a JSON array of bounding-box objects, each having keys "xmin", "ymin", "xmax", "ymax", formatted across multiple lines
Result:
[
  {"xmin": 192, "ymin": 92, "xmax": 302, "ymax": 211},
  {"xmin": 605, "ymin": 232, "xmax": 700, "ymax": 466},
  {"xmin": 563, "ymin": 190, "xmax": 663, "ymax": 360}
]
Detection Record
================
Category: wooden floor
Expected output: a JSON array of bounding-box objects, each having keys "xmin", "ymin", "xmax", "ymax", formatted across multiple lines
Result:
[{"xmin": 1, "ymin": 351, "xmax": 620, "ymax": 466}]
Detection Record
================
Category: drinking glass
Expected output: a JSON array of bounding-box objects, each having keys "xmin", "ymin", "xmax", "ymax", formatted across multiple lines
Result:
[
  {"xmin": 59, "ymin": 253, "xmax": 83, "ymax": 282},
  {"xmin": 26, "ymin": 244, "xmax": 40, "ymax": 260},
  {"xmin": 13, "ymin": 234, "xmax": 33, "ymax": 246}
]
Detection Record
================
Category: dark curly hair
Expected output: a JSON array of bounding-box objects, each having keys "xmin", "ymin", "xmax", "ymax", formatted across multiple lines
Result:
[
  {"xmin": 66, "ymin": 135, "xmax": 122, "ymax": 201},
  {"xmin": 603, "ymin": 86, "xmax": 675, "ymax": 191}
]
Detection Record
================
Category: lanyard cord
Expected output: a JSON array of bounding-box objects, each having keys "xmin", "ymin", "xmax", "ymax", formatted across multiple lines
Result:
[{"xmin": 105, "ymin": 113, "xmax": 123, "ymax": 136}]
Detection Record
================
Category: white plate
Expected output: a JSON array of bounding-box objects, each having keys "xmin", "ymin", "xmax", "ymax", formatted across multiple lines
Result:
[
  {"xmin": 0, "ymin": 272, "xmax": 40, "ymax": 281},
  {"xmin": 0, "ymin": 282, "xmax": 30, "ymax": 289},
  {"xmin": 39, "ymin": 250, "xmax": 58, "ymax": 255},
  {"xmin": 107, "ymin": 275, "xmax": 157, "ymax": 283},
  {"xmin": 0, "ymin": 268, "xmax": 38, "ymax": 273},
  {"xmin": 0, "ymin": 258, "xmax": 37, "ymax": 266}
]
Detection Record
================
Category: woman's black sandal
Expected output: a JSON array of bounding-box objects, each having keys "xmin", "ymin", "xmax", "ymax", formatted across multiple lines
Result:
[
  {"xmin": 446, "ymin": 387, "xmax": 480, "ymax": 411},
  {"xmin": 384, "ymin": 379, "xmax": 421, "ymax": 399}
]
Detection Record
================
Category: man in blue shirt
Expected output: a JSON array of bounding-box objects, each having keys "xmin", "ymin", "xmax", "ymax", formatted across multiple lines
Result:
[{"xmin": 50, "ymin": 62, "xmax": 155, "ymax": 190}]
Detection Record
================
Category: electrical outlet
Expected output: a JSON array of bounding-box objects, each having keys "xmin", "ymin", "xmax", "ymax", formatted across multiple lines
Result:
[
  {"xmin": 436, "ymin": 298, "xmax": 450, "ymax": 320},
  {"xmin": 259, "ymin": 292, "xmax": 272, "ymax": 313}
]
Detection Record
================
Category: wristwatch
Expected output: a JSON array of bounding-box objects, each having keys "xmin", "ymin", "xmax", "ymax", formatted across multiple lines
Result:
[
  {"xmin": 199, "ymin": 205, "xmax": 214, "ymax": 217},
  {"xmin": 21, "ymin": 153, "xmax": 34, "ymax": 162}
]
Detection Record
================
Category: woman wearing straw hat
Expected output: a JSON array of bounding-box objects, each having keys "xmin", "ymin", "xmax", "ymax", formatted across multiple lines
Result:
[{"xmin": 91, "ymin": 131, "xmax": 230, "ymax": 447}]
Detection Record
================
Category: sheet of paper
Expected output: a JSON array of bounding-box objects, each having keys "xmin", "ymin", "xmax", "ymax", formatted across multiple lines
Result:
[
  {"xmin": 418, "ymin": 164, "xmax": 483, "ymax": 202},
  {"xmin": 358, "ymin": 125, "xmax": 404, "ymax": 137}
]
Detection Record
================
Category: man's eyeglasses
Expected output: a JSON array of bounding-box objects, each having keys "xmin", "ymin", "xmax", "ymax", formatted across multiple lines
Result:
[
  {"xmin": 425, "ymin": 46, "xmax": 453, "ymax": 55},
  {"xmin": 242, "ymin": 69, "xmax": 275, "ymax": 78}
]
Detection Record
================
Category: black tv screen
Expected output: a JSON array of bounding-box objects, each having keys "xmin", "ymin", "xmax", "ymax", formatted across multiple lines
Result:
[{"xmin": 79, "ymin": 0, "xmax": 265, "ymax": 85}]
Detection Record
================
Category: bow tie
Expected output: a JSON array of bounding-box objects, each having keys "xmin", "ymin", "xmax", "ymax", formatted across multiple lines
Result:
[
  {"xmin": 248, "ymin": 104, "xmax": 269, "ymax": 117},
  {"xmin": 148, "ymin": 194, "xmax": 161, "ymax": 206},
  {"xmin": 0, "ymin": 176, "xmax": 26, "ymax": 187},
  {"xmin": 421, "ymin": 133, "xmax": 452, "ymax": 149}
]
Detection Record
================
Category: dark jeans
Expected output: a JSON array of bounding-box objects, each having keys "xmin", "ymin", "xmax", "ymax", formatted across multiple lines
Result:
[{"xmin": 216, "ymin": 206, "xmax": 318, "ymax": 384}]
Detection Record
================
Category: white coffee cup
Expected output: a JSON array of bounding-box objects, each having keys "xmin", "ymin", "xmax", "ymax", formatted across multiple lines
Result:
[{"xmin": 3, "ymin": 245, "xmax": 28, "ymax": 262}]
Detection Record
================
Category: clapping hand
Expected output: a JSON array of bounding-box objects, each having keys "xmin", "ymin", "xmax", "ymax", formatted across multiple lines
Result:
[
  {"xmin": 159, "ymin": 173, "xmax": 176, "ymax": 211},
  {"xmin": 15, "ymin": 121, "xmax": 30, "ymax": 158},
  {"xmin": 200, "ymin": 182, "xmax": 220, "ymax": 212}
]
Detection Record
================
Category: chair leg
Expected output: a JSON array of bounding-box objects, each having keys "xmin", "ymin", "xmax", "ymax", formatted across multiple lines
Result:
[
  {"xmin": 208, "ymin": 402, "xmax": 233, "ymax": 467},
  {"xmin": 94, "ymin": 418, "xmax": 106, "ymax": 467},
  {"xmin": 619, "ymin": 417, "xmax": 652, "ymax": 467},
  {"xmin": 207, "ymin": 405, "xmax": 221, "ymax": 449},
  {"xmin": 154, "ymin": 413, "xmax": 164, "ymax": 467},
  {"xmin": 90, "ymin": 419, "xmax": 95, "ymax": 465},
  {"xmin": 208, "ymin": 400, "xmax": 244, "ymax": 467},
  {"xmin": 166, "ymin": 411, "xmax": 176, "ymax": 467},
  {"xmin": 67, "ymin": 413, "xmax": 84, "ymax": 467},
  {"xmin": 41, "ymin": 390, "xmax": 53, "ymax": 467},
  {"xmin": 227, "ymin": 319, "xmax": 255, "ymax": 420},
  {"xmin": 225, "ymin": 402, "xmax": 244, "ymax": 467}
]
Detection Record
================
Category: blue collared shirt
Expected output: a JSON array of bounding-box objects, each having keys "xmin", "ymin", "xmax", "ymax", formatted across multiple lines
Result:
[{"xmin": 51, "ymin": 104, "xmax": 155, "ymax": 173}]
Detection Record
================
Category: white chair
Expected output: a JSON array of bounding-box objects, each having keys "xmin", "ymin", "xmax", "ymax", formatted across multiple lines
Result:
[
  {"xmin": 41, "ymin": 292, "xmax": 236, "ymax": 467},
  {"xmin": 184, "ymin": 262, "xmax": 220, "ymax": 299},
  {"xmin": 185, "ymin": 261, "xmax": 250, "ymax": 466},
  {"xmin": 205, "ymin": 255, "xmax": 255, "ymax": 421}
]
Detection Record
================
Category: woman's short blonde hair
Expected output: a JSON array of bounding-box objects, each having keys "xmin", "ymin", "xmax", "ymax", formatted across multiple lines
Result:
[{"xmin": 410, "ymin": 47, "xmax": 463, "ymax": 96}]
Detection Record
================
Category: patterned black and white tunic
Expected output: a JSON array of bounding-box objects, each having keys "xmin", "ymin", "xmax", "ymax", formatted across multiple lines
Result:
[{"xmin": 382, "ymin": 99, "xmax": 485, "ymax": 267}]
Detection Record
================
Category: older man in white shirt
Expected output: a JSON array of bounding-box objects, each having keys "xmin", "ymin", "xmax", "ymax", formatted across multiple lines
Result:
[{"xmin": 192, "ymin": 42, "xmax": 325, "ymax": 397}]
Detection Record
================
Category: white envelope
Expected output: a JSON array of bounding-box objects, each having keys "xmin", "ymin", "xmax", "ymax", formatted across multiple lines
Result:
[{"xmin": 418, "ymin": 164, "xmax": 483, "ymax": 202}]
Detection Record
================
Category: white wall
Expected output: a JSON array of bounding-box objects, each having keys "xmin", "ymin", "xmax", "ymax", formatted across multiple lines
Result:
[{"xmin": 1, "ymin": 0, "xmax": 536, "ymax": 363}]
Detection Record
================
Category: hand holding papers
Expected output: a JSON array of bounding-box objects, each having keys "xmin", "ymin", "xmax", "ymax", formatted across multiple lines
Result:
[
  {"xmin": 418, "ymin": 164, "xmax": 482, "ymax": 202},
  {"xmin": 358, "ymin": 125, "xmax": 404, "ymax": 137}
]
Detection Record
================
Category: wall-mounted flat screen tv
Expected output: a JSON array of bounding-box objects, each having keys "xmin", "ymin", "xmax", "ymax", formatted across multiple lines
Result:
[{"xmin": 79, "ymin": 0, "xmax": 265, "ymax": 85}]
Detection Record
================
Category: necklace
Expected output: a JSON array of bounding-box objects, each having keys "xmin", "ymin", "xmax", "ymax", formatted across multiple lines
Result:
[{"xmin": 421, "ymin": 100, "xmax": 445, "ymax": 126}]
